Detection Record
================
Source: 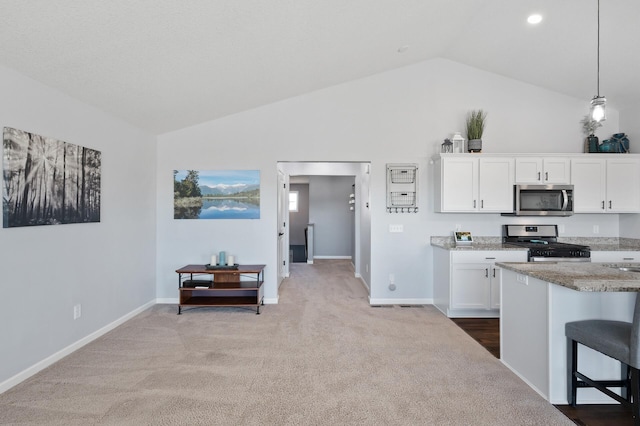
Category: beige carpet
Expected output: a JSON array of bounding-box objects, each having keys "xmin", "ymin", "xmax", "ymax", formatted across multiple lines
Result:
[{"xmin": 0, "ymin": 260, "xmax": 572, "ymax": 425}]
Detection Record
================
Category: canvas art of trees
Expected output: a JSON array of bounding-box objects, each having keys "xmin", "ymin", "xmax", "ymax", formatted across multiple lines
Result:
[{"xmin": 3, "ymin": 127, "xmax": 101, "ymax": 228}]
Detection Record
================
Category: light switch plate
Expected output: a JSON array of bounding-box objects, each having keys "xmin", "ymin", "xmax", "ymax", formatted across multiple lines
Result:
[{"xmin": 389, "ymin": 224, "xmax": 403, "ymax": 233}]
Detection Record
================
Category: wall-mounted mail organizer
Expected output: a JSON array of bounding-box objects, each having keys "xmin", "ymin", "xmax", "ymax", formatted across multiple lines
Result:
[{"xmin": 386, "ymin": 163, "xmax": 418, "ymax": 213}]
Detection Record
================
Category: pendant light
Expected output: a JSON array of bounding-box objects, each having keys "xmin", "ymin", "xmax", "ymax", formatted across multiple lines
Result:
[{"xmin": 590, "ymin": 0, "xmax": 606, "ymax": 122}]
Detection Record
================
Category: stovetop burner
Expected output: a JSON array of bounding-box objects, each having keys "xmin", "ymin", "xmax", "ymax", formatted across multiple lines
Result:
[{"xmin": 502, "ymin": 224, "xmax": 591, "ymax": 261}]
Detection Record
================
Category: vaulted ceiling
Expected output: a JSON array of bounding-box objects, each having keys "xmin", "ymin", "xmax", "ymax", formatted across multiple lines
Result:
[{"xmin": 0, "ymin": 0, "xmax": 637, "ymax": 134}]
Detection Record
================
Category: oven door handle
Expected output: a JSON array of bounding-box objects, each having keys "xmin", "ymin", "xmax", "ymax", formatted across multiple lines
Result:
[{"xmin": 561, "ymin": 190, "xmax": 569, "ymax": 211}]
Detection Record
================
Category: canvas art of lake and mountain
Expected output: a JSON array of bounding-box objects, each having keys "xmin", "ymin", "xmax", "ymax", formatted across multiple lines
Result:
[{"xmin": 173, "ymin": 170, "xmax": 260, "ymax": 219}]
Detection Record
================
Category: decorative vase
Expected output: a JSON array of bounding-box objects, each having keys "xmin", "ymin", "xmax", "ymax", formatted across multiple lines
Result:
[
  {"xmin": 611, "ymin": 133, "xmax": 630, "ymax": 153},
  {"xmin": 599, "ymin": 140, "xmax": 614, "ymax": 153},
  {"xmin": 587, "ymin": 134, "xmax": 599, "ymax": 153},
  {"xmin": 467, "ymin": 139, "xmax": 482, "ymax": 153}
]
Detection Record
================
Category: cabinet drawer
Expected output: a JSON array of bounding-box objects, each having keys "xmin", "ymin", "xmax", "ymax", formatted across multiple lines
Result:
[
  {"xmin": 590, "ymin": 251, "xmax": 640, "ymax": 263},
  {"xmin": 451, "ymin": 250, "xmax": 527, "ymax": 264}
]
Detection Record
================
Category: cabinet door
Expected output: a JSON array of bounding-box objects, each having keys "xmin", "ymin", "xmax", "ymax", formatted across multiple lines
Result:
[
  {"xmin": 478, "ymin": 157, "xmax": 514, "ymax": 212},
  {"xmin": 440, "ymin": 157, "xmax": 478, "ymax": 212},
  {"xmin": 542, "ymin": 158, "xmax": 570, "ymax": 184},
  {"xmin": 516, "ymin": 157, "xmax": 570, "ymax": 184},
  {"xmin": 607, "ymin": 158, "xmax": 640, "ymax": 212},
  {"xmin": 515, "ymin": 158, "xmax": 542, "ymax": 184},
  {"xmin": 451, "ymin": 263, "xmax": 490, "ymax": 310},
  {"xmin": 571, "ymin": 158, "xmax": 606, "ymax": 213}
]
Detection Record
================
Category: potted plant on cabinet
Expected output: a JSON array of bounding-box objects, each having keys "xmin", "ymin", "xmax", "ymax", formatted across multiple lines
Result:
[
  {"xmin": 580, "ymin": 115, "xmax": 602, "ymax": 153},
  {"xmin": 466, "ymin": 110, "xmax": 487, "ymax": 152}
]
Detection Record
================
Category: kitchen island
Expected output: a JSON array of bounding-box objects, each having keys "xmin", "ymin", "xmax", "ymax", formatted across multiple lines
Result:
[{"xmin": 498, "ymin": 262, "xmax": 640, "ymax": 405}]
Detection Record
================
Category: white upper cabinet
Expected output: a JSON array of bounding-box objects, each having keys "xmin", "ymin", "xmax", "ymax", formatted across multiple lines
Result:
[
  {"xmin": 571, "ymin": 157, "xmax": 640, "ymax": 213},
  {"xmin": 571, "ymin": 158, "xmax": 606, "ymax": 213},
  {"xmin": 515, "ymin": 157, "xmax": 570, "ymax": 184},
  {"xmin": 606, "ymin": 158, "xmax": 640, "ymax": 212},
  {"xmin": 478, "ymin": 158, "xmax": 515, "ymax": 212},
  {"xmin": 435, "ymin": 156, "xmax": 513, "ymax": 213},
  {"xmin": 435, "ymin": 154, "xmax": 640, "ymax": 214},
  {"xmin": 436, "ymin": 157, "xmax": 477, "ymax": 212}
]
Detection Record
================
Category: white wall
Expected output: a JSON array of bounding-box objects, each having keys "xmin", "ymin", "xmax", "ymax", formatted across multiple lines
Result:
[
  {"xmin": 618, "ymin": 105, "xmax": 640, "ymax": 237},
  {"xmin": 309, "ymin": 176, "xmax": 355, "ymax": 258},
  {"xmin": 620, "ymin": 105, "xmax": 640, "ymax": 153},
  {"xmin": 0, "ymin": 65, "xmax": 157, "ymax": 389},
  {"xmin": 155, "ymin": 57, "xmax": 627, "ymax": 307}
]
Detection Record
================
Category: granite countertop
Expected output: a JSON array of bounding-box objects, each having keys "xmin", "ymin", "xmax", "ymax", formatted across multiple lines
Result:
[
  {"xmin": 430, "ymin": 236, "xmax": 528, "ymax": 251},
  {"xmin": 497, "ymin": 262, "xmax": 640, "ymax": 292},
  {"xmin": 431, "ymin": 236, "xmax": 640, "ymax": 252},
  {"xmin": 558, "ymin": 237, "xmax": 640, "ymax": 251}
]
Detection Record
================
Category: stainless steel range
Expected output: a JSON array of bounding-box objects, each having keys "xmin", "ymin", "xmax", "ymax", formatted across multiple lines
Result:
[{"xmin": 502, "ymin": 224, "xmax": 591, "ymax": 262}]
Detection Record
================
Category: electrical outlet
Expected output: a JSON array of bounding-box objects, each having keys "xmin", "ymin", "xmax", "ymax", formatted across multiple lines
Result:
[
  {"xmin": 389, "ymin": 224, "xmax": 403, "ymax": 233},
  {"xmin": 73, "ymin": 304, "xmax": 81, "ymax": 320},
  {"xmin": 558, "ymin": 224, "xmax": 565, "ymax": 234},
  {"xmin": 593, "ymin": 225, "xmax": 600, "ymax": 234},
  {"xmin": 389, "ymin": 274, "xmax": 395, "ymax": 284}
]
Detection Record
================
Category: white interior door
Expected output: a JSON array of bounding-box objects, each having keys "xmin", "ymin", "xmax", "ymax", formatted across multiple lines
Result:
[{"xmin": 277, "ymin": 170, "xmax": 287, "ymax": 286}]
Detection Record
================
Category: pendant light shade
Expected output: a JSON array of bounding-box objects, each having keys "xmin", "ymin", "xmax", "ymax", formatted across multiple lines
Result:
[
  {"xmin": 591, "ymin": 95, "xmax": 606, "ymax": 122},
  {"xmin": 590, "ymin": 0, "xmax": 606, "ymax": 122}
]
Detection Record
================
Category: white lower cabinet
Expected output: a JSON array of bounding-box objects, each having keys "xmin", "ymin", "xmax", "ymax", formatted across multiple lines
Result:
[{"xmin": 433, "ymin": 248, "xmax": 527, "ymax": 318}]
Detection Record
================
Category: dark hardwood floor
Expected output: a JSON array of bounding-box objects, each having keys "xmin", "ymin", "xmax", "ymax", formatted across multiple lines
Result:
[{"xmin": 451, "ymin": 318, "xmax": 634, "ymax": 426}]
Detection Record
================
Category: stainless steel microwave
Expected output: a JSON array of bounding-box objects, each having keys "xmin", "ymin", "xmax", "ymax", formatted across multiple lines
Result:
[{"xmin": 511, "ymin": 184, "xmax": 574, "ymax": 216}]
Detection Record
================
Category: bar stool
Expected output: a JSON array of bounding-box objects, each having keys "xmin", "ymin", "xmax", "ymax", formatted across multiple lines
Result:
[{"xmin": 565, "ymin": 293, "xmax": 640, "ymax": 426}]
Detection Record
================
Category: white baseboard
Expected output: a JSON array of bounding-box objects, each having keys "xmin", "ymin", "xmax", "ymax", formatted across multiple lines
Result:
[
  {"xmin": 0, "ymin": 299, "xmax": 156, "ymax": 394},
  {"xmin": 369, "ymin": 298, "xmax": 433, "ymax": 305},
  {"xmin": 356, "ymin": 275, "xmax": 370, "ymax": 292},
  {"xmin": 263, "ymin": 297, "xmax": 278, "ymax": 304}
]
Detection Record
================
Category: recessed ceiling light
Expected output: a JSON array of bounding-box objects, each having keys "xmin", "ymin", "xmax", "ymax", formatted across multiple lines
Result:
[
  {"xmin": 397, "ymin": 45, "xmax": 410, "ymax": 53},
  {"xmin": 527, "ymin": 14, "xmax": 543, "ymax": 24}
]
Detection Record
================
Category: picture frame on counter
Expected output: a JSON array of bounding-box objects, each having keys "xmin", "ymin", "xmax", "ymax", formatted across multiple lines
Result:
[{"xmin": 455, "ymin": 231, "xmax": 473, "ymax": 246}]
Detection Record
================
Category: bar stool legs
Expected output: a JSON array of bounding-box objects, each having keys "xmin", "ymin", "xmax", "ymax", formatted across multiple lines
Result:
[
  {"xmin": 567, "ymin": 337, "xmax": 640, "ymax": 426},
  {"xmin": 567, "ymin": 338, "xmax": 578, "ymax": 406}
]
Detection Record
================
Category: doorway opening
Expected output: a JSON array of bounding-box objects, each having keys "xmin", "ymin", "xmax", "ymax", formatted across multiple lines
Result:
[{"xmin": 277, "ymin": 162, "xmax": 372, "ymax": 297}]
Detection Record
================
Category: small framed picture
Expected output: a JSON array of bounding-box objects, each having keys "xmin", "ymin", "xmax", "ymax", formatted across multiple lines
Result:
[{"xmin": 455, "ymin": 231, "xmax": 473, "ymax": 246}]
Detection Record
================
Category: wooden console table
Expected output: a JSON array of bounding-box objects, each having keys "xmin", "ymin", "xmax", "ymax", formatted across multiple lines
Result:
[{"xmin": 176, "ymin": 264, "xmax": 265, "ymax": 314}]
